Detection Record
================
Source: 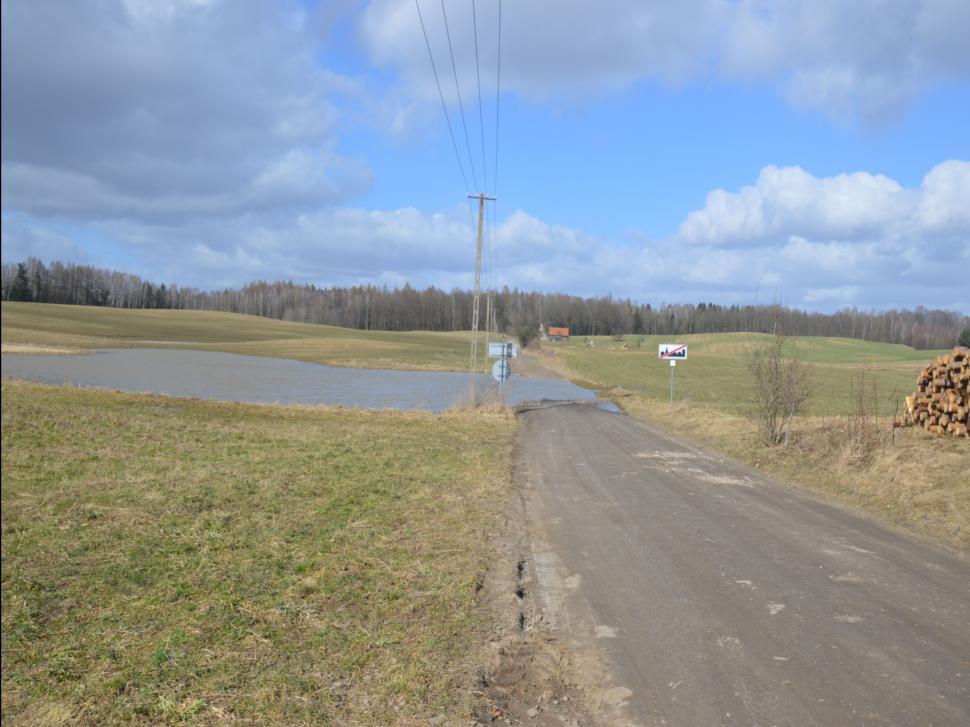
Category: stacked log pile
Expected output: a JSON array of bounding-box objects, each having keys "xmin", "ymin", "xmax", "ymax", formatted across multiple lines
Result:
[{"xmin": 898, "ymin": 347, "xmax": 969, "ymax": 437}]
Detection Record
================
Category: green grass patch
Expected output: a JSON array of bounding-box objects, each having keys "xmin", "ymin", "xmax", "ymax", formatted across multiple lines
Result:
[
  {"xmin": 1, "ymin": 302, "xmax": 492, "ymax": 372},
  {"xmin": 1, "ymin": 380, "xmax": 515, "ymax": 724},
  {"xmin": 555, "ymin": 333, "xmax": 948, "ymax": 417}
]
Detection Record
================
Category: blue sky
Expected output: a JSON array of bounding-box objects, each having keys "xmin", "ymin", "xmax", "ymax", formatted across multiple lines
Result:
[{"xmin": 2, "ymin": 0, "xmax": 969, "ymax": 311}]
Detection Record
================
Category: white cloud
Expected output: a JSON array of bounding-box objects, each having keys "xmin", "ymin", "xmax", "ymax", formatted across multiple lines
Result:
[
  {"xmin": 678, "ymin": 161, "xmax": 970, "ymax": 247},
  {"xmin": 4, "ymin": 158, "xmax": 968, "ymax": 312},
  {"xmin": 1, "ymin": 0, "xmax": 369, "ymax": 224},
  {"xmin": 359, "ymin": 0, "xmax": 970, "ymax": 125}
]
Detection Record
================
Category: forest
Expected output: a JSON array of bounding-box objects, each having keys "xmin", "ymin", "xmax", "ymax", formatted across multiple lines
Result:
[{"xmin": 3, "ymin": 258, "xmax": 967, "ymax": 350}]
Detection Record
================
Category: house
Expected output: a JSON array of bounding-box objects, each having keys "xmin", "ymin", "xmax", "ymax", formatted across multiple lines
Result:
[{"xmin": 547, "ymin": 326, "xmax": 569, "ymax": 343}]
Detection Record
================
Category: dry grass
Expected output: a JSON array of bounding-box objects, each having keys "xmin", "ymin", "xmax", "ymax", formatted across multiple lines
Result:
[
  {"xmin": 0, "ymin": 344, "xmax": 84, "ymax": 355},
  {"xmin": 1, "ymin": 302, "xmax": 494, "ymax": 372},
  {"xmin": 447, "ymin": 383, "xmax": 508, "ymax": 413},
  {"xmin": 613, "ymin": 391, "xmax": 970, "ymax": 549},
  {"xmin": 1, "ymin": 380, "xmax": 516, "ymax": 724}
]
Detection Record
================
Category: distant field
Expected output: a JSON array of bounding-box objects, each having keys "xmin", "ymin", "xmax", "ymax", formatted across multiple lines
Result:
[
  {"xmin": 553, "ymin": 332, "xmax": 949, "ymax": 417},
  {"xmin": 1, "ymin": 380, "xmax": 514, "ymax": 724},
  {"xmin": 1, "ymin": 302, "xmax": 490, "ymax": 371}
]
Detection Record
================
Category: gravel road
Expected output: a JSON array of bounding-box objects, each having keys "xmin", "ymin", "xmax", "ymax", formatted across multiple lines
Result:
[{"xmin": 517, "ymin": 403, "xmax": 970, "ymax": 726}]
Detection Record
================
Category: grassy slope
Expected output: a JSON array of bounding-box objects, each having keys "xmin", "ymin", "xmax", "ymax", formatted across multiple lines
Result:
[
  {"xmin": 1, "ymin": 302, "xmax": 490, "ymax": 371},
  {"xmin": 1, "ymin": 381, "xmax": 515, "ymax": 724},
  {"xmin": 555, "ymin": 332, "xmax": 949, "ymax": 417},
  {"xmin": 548, "ymin": 334, "xmax": 969, "ymax": 549}
]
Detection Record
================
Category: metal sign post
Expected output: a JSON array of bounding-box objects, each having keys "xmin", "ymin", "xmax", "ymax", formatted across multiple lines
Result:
[
  {"xmin": 658, "ymin": 343, "xmax": 688, "ymax": 404},
  {"xmin": 491, "ymin": 356, "xmax": 511, "ymax": 387},
  {"xmin": 489, "ymin": 342, "xmax": 515, "ymax": 396}
]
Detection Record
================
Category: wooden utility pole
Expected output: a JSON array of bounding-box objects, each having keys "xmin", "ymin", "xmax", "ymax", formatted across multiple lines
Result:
[{"xmin": 468, "ymin": 192, "xmax": 495, "ymax": 375}]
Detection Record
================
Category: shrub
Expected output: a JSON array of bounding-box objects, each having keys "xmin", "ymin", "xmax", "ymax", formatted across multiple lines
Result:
[{"xmin": 746, "ymin": 333, "xmax": 810, "ymax": 446}]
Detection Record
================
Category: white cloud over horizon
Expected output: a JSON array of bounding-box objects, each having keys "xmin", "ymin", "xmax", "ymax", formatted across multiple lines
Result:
[
  {"xmin": 679, "ymin": 160, "xmax": 970, "ymax": 246},
  {"xmin": 4, "ymin": 161, "xmax": 968, "ymax": 313}
]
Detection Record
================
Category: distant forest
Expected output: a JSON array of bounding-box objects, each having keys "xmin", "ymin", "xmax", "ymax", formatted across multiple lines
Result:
[{"xmin": 3, "ymin": 258, "xmax": 967, "ymax": 349}]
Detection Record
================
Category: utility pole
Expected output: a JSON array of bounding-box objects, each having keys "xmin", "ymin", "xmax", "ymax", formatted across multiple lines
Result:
[
  {"xmin": 468, "ymin": 192, "xmax": 495, "ymax": 376},
  {"xmin": 485, "ymin": 293, "xmax": 492, "ymax": 356}
]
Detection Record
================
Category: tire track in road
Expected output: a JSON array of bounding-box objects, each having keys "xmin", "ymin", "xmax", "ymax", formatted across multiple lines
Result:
[{"xmin": 517, "ymin": 404, "xmax": 970, "ymax": 726}]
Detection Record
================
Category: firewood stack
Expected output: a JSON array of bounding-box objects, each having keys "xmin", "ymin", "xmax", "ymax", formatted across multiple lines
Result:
[{"xmin": 898, "ymin": 347, "xmax": 969, "ymax": 437}]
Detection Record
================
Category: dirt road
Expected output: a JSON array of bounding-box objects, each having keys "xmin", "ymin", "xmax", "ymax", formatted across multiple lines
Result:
[{"xmin": 515, "ymin": 404, "xmax": 970, "ymax": 726}]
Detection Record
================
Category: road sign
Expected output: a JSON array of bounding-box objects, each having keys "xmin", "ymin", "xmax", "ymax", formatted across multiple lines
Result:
[
  {"xmin": 491, "ymin": 358, "xmax": 511, "ymax": 382},
  {"xmin": 658, "ymin": 343, "xmax": 688, "ymax": 360},
  {"xmin": 488, "ymin": 342, "xmax": 517, "ymax": 358}
]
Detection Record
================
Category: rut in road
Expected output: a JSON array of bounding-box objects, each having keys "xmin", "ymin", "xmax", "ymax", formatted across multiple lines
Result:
[{"xmin": 516, "ymin": 403, "xmax": 970, "ymax": 727}]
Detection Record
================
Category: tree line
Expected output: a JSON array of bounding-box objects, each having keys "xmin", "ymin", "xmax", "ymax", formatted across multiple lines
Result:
[{"xmin": 3, "ymin": 257, "xmax": 966, "ymax": 350}]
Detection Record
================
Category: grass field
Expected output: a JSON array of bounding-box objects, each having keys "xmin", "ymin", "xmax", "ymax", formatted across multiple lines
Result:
[
  {"xmin": 554, "ymin": 332, "xmax": 950, "ymax": 417},
  {"xmin": 1, "ymin": 302, "xmax": 491, "ymax": 372},
  {"xmin": 1, "ymin": 380, "xmax": 515, "ymax": 724}
]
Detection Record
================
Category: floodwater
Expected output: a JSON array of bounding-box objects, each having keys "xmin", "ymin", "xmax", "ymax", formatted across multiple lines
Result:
[{"xmin": 1, "ymin": 348, "xmax": 607, "ymax": 412}]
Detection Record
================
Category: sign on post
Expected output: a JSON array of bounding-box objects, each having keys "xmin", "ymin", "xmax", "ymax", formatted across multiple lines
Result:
[
  {"xmin": 491, "ymin": 358, "xmax": 511, "ymax": 382},
  {"xmin": 488, "ymin": 342, "xmax": 517, "ymax": 358},
  {"xmin": 658, "ymin": 343, "xmax": 687, "ymax": 403},
  {"xmin": 658, "ymin": 343, "xmax": 688, "ymax": 360}
]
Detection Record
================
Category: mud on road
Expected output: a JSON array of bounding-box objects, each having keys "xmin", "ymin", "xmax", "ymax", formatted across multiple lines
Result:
[{"xmin": 477, "ymin": 402, "xmax": 970, "ymax": 726}]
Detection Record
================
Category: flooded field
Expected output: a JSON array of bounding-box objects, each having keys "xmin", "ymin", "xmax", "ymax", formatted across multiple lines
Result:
[{"xmin": 1, "ymin": 348, "xmax": 600, "ymax": 412}]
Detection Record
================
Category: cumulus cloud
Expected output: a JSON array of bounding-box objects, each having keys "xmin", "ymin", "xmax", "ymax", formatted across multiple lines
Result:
[
  {"xmin": 359, "ymin": 0, "xmax": 970, "ymax": 125},
  {"xmin": 1, "ymin": 0, "xmax": 370, "ymax": 224},
  {"xmin": 667, "ymin": 160, "xmax": 970, "ymax": 309},
  {"xmin": 679, "ymin": 160, "xmax": 970, "ymax": 247},
  {"xmin": 5, "ymin": 154, "xmax": 969, "ymax": 311}
]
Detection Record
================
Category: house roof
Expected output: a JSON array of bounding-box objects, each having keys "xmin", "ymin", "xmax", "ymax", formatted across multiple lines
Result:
[{"xmin": 548, "ymin": 327, "xmax": 570, "ymax": 337}]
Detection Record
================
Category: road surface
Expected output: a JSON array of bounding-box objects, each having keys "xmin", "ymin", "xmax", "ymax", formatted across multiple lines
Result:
[{"xmin": 517, "ymin": 404, "xmax": 970, "ymax": 726}]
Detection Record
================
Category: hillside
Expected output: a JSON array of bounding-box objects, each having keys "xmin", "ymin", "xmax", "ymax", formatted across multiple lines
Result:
[
  {"xmin": 1, "ymin": 302, "xmax": 490, "ymax": 372},
  {"xmin": 554, "ymin": 332, "xmax": 949, "ymax": 418}
]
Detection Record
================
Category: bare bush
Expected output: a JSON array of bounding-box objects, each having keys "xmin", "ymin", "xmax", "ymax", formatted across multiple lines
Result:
[
  {"xmin": 747, "ymin": 334, "xmax": 810, "ymax": 446},
  {"xmin": 842, "ymin": 371, "xmax": 884, "ymax": 464},
  {"xmin": 449, "ymin": 384, "xmax": 506, "ymax": 412}
]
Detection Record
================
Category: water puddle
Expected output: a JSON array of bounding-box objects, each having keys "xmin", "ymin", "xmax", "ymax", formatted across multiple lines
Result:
[{"xmin": 2, "ymin": 348, "xmax": 604, "ymax": 413}]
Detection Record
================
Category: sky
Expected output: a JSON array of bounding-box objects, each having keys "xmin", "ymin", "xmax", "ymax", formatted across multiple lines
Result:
[{"xmin": 2, "ymin": 0, "xmax": 969, "ymax": 312}]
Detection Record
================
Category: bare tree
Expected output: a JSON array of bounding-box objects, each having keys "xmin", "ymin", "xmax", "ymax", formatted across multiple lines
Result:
[
  {"xmin": 2, "ymin": 257, "xmax": 968, "ymax": 347},
  {"xmin": 747, "ymin": 333, "xmax": 811, "ymax": 446}
]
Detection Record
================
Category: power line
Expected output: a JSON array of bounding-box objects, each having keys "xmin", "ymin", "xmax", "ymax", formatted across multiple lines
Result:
[
  {"xmin": 493, "ymin": 0, "xmax": 502, "ymax": 198},
  {"xmin": 472, "ymin": 0, "xmax": 488, "ymax": 194},
  {"xmin": 440, "ymin": 0, "xmax": 479, "ymax": 191},
  {"xmin": 490, "ymin": 0, "xmax": 503, "ymax": 329},
  {"xmin": 414, "ymin": 0, "xmax": 470, "ymax": 193}
]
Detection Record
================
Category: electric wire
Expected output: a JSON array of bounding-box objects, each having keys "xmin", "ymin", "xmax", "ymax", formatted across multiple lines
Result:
[
  {"xmin": 491, "ymin": 0, "xmax": 503, "ymax": 332},
  {"xmin": 415, "ymin": 0, "xmax": 503, "ymax": 337},
  {"xmin": 493, "ymin": 0, "xmax": 502, "ymax": 199},
  {"xmin": 472, "ymin": 0, "xmax": 488, "ymax": 194},
  {"xmin": 414, "ymin": 0, "xmax": 470, "ymax": 194},
  {"xmin": 440, "ymin": 0, "xmax": 479, "ymax": 192}
]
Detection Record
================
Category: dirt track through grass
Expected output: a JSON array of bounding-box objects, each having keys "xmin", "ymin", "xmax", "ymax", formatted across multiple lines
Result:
[{"xmin": 1, "ymin": 380, "xmax": 515, "ymax": 724}]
